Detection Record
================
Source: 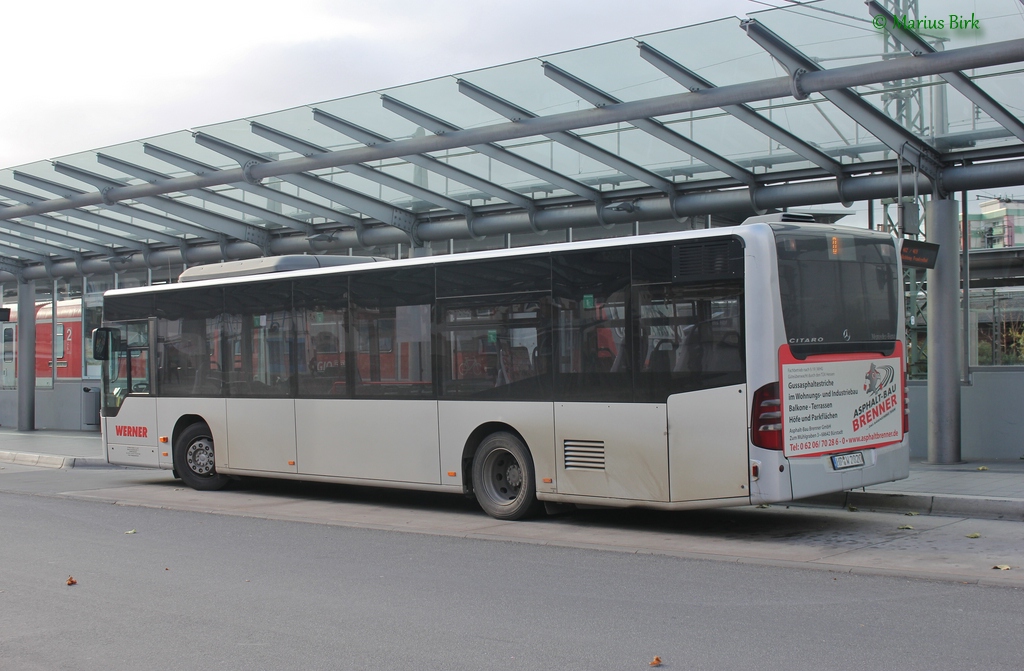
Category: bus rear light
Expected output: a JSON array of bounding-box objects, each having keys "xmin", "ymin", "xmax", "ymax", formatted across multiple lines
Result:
[
  {"xmin": 751, "ymin": 461, "xmax": 760, "ymax": 480},
  {"xmin": 752, "ymin": 382, "xmax": 783, "ymax": 450}
]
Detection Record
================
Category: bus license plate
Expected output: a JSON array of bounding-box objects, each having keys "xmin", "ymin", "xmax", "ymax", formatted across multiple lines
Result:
[{"xmin": 831, "ymin": 452, "xmax": 865, "ymax": 470}]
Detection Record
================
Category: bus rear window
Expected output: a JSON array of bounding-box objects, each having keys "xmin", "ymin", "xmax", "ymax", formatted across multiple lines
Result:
[{"xmin": 774, "ymin": 228, "xmax": 899, "ymax": 355}]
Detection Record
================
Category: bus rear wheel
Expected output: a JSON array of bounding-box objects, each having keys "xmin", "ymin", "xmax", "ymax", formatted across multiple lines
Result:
[
  {"xmin": 472, "ymin": 432, "xmax": 541, "ymax": 520},
  {"xmin": 174, "ymin": 423, "xmax": 229, "ymax": 491}
]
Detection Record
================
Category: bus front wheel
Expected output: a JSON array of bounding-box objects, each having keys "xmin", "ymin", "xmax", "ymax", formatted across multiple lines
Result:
[
  {"xmin": 472, "ymin": 432, "xmax": 541, "ymax": 520},
  {"xmin": 174, "ymin": 423, "xmax": 229, "ymax": 491}
]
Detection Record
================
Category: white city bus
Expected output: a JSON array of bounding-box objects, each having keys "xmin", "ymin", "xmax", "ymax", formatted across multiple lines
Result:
[{"xmin": 93, "ymin": 216, "xmax": 910, "ymax": 520}]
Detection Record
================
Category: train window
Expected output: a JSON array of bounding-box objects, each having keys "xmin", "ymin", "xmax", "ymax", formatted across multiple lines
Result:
[{"xmin": 3, "ymin": 327, "xmax": 12, "ymax": 363}]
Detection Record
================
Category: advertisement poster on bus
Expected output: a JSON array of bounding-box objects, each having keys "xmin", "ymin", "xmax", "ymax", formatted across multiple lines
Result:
[{"xmin": 779, "ymin": 343, "xmax": 903, "ymax": 458}]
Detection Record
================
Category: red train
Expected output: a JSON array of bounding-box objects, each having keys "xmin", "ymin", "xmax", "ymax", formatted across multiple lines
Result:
[{"xmin": 1, "ymin": 300, "xmax": 86, "ymax": 383}]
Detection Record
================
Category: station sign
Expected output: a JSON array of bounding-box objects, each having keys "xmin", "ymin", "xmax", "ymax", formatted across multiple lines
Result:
[{"xmin": 900, "ymin": 240, "xmax": 939, "ymax": 269}]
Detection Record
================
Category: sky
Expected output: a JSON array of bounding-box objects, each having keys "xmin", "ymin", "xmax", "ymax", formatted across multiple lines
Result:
[{"xmin": 0, "ymin": 0, "xmax": 755, "ymax": 169}]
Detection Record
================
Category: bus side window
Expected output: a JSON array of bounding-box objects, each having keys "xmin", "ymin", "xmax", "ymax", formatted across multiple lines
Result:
[
  {"xmin": 439, "ymin": 296, "xmax": 551, "ymax": 401},
  {"xmin": 552, "ymin": 248, "xmax": 632, "ymax": 402},
  {"xmin": 221, "ymin": 282, "xmax": 295, "ymax": 398},
  {"xmin": 634, "ymin": 282, "xmax": 744, "ymax": 401},
  {"xmin": 153, "ymin": 287, "xmax": 224, "ymax": 398},
  {"xmin": 351, "ymin": 266, "xmax": 433, "ymax": 399}
]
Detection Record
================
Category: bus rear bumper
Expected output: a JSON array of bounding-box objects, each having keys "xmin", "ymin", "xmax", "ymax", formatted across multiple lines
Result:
[{"xmin": 787, "ymin": 437, "xmax": 910, "ymax": 501}]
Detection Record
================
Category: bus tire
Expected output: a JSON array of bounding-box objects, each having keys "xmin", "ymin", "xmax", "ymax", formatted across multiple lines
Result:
[
  {"xmin": 174, "ymin": 423, "xmax": 229, "ymax": 491},
  {"xmin": 472, "ymin": 432, "xmax": 541, "ymax": 520}
]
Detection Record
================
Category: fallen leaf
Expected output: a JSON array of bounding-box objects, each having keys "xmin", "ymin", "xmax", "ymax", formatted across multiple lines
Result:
[
  {"xmin": 124, "ymin": 529, "xmax": 136, "ymax": 535},
  {"xmin": 898, "ymin": 525, "xmax": 914, "ymax": 530},
  {"xmin": 756, "ymin": 504, "xmax": 770, "ymax": 509},
  {"xmin": 66, "ymin": 575, "xmax": 77, "ymax": 586},
  {"xmin": 905, "ymin": 511, "xmax": 919, "ymax": 516},
  {"xmin": 977, "ymin": 466, "xmax": 989, "ymax": 471},
  {"xmin": 165, "ymin": 568, "xmax": 170, "ymax": 571},
  {"xmin": 649, "ymin": 656, "xmax": 663, "ymax": 667},
  {"xmin": 966, "ymin": 533, "xmax": 981, "ymax": 539},
  {"xmin": 993, "ymin": 565, "xmax": 1011, "ymax": 571},
  {"xmin": 847, "ymin": 506, "xmax": 859, "ymax": 512}
]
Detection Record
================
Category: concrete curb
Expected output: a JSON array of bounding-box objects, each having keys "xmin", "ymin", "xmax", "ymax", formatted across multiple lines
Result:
[
  {"xmin": 798, "ymin": 490, "xmax": 1024, "ymax": 522},
  {"xmin": 0, "ymin": 451, "xmax": 112, "ymax": 469},
  {"xmin": 0, "ymin": 450, "xmax": 69, "ymax": 468}
]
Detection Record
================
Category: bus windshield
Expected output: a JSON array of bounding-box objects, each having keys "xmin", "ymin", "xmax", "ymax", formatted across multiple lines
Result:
[{"xmin": 773, "ymin": 227, "xmax": 899, "ymax": 355}]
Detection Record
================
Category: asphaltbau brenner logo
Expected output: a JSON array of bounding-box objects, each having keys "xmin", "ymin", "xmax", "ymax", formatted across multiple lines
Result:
[
  {"xmin": 863, "ymin": 362, "xmax": 895, "ymax": 395},
  {"xmin": 853, "ymin": 363, "xmax": 899, "ymax": 432}
]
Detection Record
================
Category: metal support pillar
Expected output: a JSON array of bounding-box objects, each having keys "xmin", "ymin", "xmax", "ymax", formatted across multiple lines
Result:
[
  {"xmin": 926, "ymin": 198, "xmax": 961, "ymax": 463},
  {"xmin": 17, "ymin": 279, "xmax": 35, "ymax": 431}
]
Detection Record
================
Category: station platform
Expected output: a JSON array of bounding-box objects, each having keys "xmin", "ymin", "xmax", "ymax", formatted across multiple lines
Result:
[{"xmin": 1, "ymin": 427, "xmax": 1022, "ymax": 521}]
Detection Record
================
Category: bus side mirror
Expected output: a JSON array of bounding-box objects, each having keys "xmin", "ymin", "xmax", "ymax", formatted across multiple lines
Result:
[{"xmin": 92, "ymin": 327, "xmax": 120, "ymax": 361}]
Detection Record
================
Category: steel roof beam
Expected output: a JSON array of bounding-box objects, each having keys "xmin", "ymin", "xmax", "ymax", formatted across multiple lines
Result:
[
  {"xmin": 0, "ymin": 37, "xmax": 1021, "ymax": 224},
  {"xmin": 377, "ymin": 96, "xmax": 602, "ymax": 203},
  {"xmin": 542, "ymin": 61, "xmax": 757, "ymax": 187},
  {"xmin": 743, "ymin": 18, "xmax": 943, "ymax": 178},
  {"xmin": 0, "ymin": 183, "xmax": 180, "ymax": 247},
  {"xmin": 95, "ymin": 153, "xmax": 315, "ymax": 235},
  {"xmin": 867, "ymin": 0, "xmax": 1024, "ymax": 143},
  {"xmin": 3, "ymin": 216, "xmax": 117, "ymax": 256},
  {"xmin": 23, "ymin": 215, "xmax": 144, "ymax": 253},
  {"xmin": 312, "ymin": 107, "xmax": 536, "ymax": 210},
  {"xmin": 457, "ymin": 78, "xmax": 677, "ymax": 194},
  {"xmin": 0, "ymin": 225, "xmax": 83, "ymax": 258},
  {"xmin": 0, "ymin": 242, "xmax": 47, "ymax": 263},
  {"xmin": 143, "ymin": 143, "xmax": 355, "ymax": 229},
  {"xmin": 50, "ymin": 162, "xmax": 270, "ymax": 249},
  {"xmin": 193, "ymin": 131, "xmax": 417, "ymax": 241},
  {"xmin": 249, "ymin": 120, "xmax": 473, "ymax": 217},
  {"xmin": 636, "ymin": 41, "xmax": 844, "ymax": 178},
  {"xmin": 4, "ymin": 157, "xmax": 1023, "ymax": 283},
  {"xmin": 50, "ymin": 208, "xmax": 183, "ymax": 247},
  {"xmin": 0, "ymin": 256, "xmax": 27, "ymax": 275},
  {"xmin": 11, "ymin": 170, "xmax": 219, "ymax": 241}
]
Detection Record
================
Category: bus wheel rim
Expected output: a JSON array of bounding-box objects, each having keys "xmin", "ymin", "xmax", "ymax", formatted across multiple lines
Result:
[
  {"xmin": 481, "ymin": 448, "xmax": 522, "ymax": 505},
  {"xmin": 186, "ymin": 438, "xmax": 215, "ymax": 476}
]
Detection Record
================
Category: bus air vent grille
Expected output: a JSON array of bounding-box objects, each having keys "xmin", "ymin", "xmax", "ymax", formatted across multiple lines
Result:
[
  {"xmin": 564, "ymin": 440, "xmax": 606, "ymax": 471},
  {"xmin": 672, "ymin": 240, "xmax": 742, "ymax": 282}
]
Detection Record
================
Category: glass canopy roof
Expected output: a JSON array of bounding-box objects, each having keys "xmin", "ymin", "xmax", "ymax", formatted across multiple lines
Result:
[{"xmin": 1, "ymin": 0, "xmax": 1022, "ymax": 271}]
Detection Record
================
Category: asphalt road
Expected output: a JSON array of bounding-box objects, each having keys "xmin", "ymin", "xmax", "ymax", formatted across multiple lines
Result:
[{"xmin": 1, "ymin": 464, "xmax": 1023, "ymax": 670}]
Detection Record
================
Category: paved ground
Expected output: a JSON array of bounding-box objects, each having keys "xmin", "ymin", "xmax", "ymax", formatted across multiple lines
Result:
[
  {"xmin": 1, "ymin": 427, "xmax": 1023, "ymax": 587},
  {"xmin": 5, "ymin": 487, "xmax": 1022, "ymax": 671}
]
